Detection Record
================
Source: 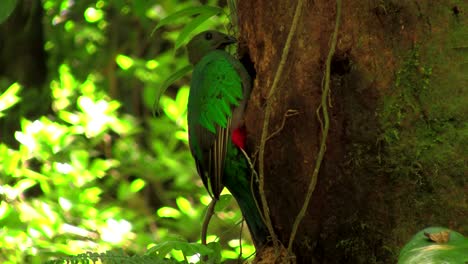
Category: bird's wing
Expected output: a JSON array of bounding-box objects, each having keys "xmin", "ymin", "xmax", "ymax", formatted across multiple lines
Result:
[{"xmin": 188, "ymin": 50, "xmax": 244, "ymax": 198}]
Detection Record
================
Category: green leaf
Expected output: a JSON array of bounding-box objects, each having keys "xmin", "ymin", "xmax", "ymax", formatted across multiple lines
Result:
[
  {"xmin": 174, "ymin": 11, "xmax": 217, "ymax": 50},
  {"xmin": 147, "ymin": 241, "xmax": 177, "ymax": 259},
  {"xmin": 84, "ymin": 7, "xmax": 104, "ymax": 23},
  {"xmin": 175, "ymin": 242, "xmax": 213, "ymax": 256},
  {"xmin": 176, "ymin": 197, "xmax": 195, "ymax": 216},
  {"xmin": 153, "ymin": 65, "xmax": 192, "ymax": 116},
  {"xmin": 147, "ymin": 240, "xmax": 213, "ymax": 259},
  {"xmin": 152, "ymin": 6, "xmax": 222, "ymax": 33},
  {"xmin": 214, "ymin": 194, "xmax": 232, "ymax": 212},
  {"xmin": 175, "ymin": 86, "xmax": 189, "ymax": 112},
  {"xmin": 157, "ymin": 207, "xmax": 181, "ymax": 219},
  {"xmin": 0, "ymin": 83, "xmax": 21, "ymax": 117},
  {"xmin": 116, "ymin": 54, "xmax": 134, "ymax": 70},
  {"xmin": 206, "ymin": 242, "xmax": 222, "ymax": 263},
  {"xmin": 130, "ymin": 178, "xmax": 146, "ymax": 193},
  {"xmin": 399, "ymin": 227, "xmax": 468, "ymax": 264},
  {"xmin": 0, "ymin": 0, "xmax": 17, "ymax": 25},
  {"xmin": 13, "ymin": 179, "xmax": 37, "ymax": 194},
  {"xmin": 71, "ymin": 150, "xmax": 89, "ymax": 168}
]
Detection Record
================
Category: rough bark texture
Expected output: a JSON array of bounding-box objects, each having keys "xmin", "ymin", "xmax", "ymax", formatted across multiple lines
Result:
[{"xmin": 238, "ymin": 0, "xmax": 467, "ymax": 263}]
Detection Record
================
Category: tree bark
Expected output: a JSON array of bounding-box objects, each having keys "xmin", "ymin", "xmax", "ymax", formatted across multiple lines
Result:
[
  {"xmin": 238, "ymin": 0, "xmax": 467, "ymax": 263},
  {"xmin": 0, "ymin": 0, "xmax": 49, "ymax": 146}
]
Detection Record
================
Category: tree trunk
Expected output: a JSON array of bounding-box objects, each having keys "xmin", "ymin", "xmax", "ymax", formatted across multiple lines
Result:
[
  {"xmin": 0, "ymin": 0, "xmax": 48, "ymax": 146},
  {"xmin": 238, "ymin": 0, "xmax": 467, "ymax": 263}
]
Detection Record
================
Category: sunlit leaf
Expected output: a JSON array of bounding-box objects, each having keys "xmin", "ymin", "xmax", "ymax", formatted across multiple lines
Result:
[
  {"xmin": 84, "ymin": 7, "xmax": 104, "ymax": 23},
  {"xmin": 221, "ymin": 249, "xmax": 239, "ymax": 259},
  {"xmin": 199, "ymin": 195, "xmax": 211, "ymax": 206},
  {"xmin": 145, "ymin": 59, "xmax": 159, "ymax": 69},
  {"xmin": 58, "ymin": 197, "xmax": 72, "ymax": 211},
  {"xmin": 1, "ymin": 146, "xmax": 21, "ymax": 175},
  {"xmin": 13, "ymin": 179, "xmax": 37, "ymax": 194},
  {"xmin": 160, "ymin": 96, "xmax": 178, "ymax": 121},
  {"xmin": 0, "ymin": 83, "xmax": 21, "ymax": 117},
  {"xmin": 116, "ymin": 54, "xmax": 134, "ymax": 70},
  {"xmin": 70, "ymin": 150, "xmax": 89, "ymax": 170},
  {"xmin": 175, "ymin": 86, "xmax": 189, "ymax": 114},
  {"xmin": 58, "ymin": 110, "xmax": 80, "ymax": 125},
  {"xmin": 157, "ymin": 207, "xmax": 181, "ymax": 219},
  {"xmin": 59, "ymin": 64, "xmax": 76, "ymax": 92},
  {"xmin": 175, "ymin": 11, "xmax": 217, "ymax": 49},
  {"xmin": 176, "ymin": 196, "xmax": 194, "ymax": 216},
  {"xmin": 0, "ymin": 201, "xmax": 11, "ymax": 220},
  {"xmin": 175, "ymin": 131, "xmax": 188, "ymax": 142},
  {"xmin": 130, "ymin": 178, "xmax": 146, "ymax": 193},
  {"xmin": 79, "ymin": 187, "xmax": 102, "ymax": 204},
  {"xmin": 152, "ymin": 6, "xmax": 222, "ymax": 32},
  {"xmin": 21, "ymin": 168, "xmax": 48, "ymax": 182},
  {"xmin": 101, "ymin": 218, "xmax": 132, "ymax": 243},
  {"xmin": 153, "ymin": 65, "xmax": 192, "ymax": 116}
]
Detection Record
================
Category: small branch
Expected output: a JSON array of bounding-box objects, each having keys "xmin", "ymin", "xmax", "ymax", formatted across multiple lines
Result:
[
  {"xmin": 287, "ymin": 0, "xmax": 342, "ymax": 253},
  {"xmin": 257, "ymin": 0, "xmax": 304, "ymax": 251},
  {"xmin": 239, "ymin": 148, "xmax": 268, "ymax": 225},
  {"xmin": 266, "ymin": 109, "xmax": 300, "ymax": 141},
  {"xmin": 201, "ymin": 199, "xmax": 217, "ymax": 245},
  {"xmin": 238, "ymin": 219, "xmax": 244, "ymax": 263}
]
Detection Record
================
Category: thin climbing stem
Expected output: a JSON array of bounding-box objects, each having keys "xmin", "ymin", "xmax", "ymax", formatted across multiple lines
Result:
[
  {"xmin": 258, "ymin": 0, "xmax": 304, "ymax": 251},
  {"xmin": 239, "ymin": 148, "xmax": 268, "ymax": 226},
  {"xmin": 287, "ymin": 0, "xmax": 342, "ymax": 253},
  {"xmin": 201, "ymin": 199, "xmax": 216, "ymax": 245}
]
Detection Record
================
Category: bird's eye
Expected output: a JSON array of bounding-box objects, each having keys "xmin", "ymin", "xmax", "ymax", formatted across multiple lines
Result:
[{"xmin": 205, "ymin": 32, "xmax": 213, "ymax": 40}]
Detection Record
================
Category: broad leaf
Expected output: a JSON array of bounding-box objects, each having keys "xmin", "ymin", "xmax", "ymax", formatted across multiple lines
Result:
[
  {"xmin": 398, "ymin": 227, "xmax": 468, "ymax": 263},
  {"xmin": 214, "ymin": 194, "xmax": 232, "ymax": 212},
  {"xmin": 153, "ymin": 65, "xmax": 192, "ymax": 116},
  {"xmin": 174, "ymin": 11, "xmax": 219, "ymax": 50},
  {"xmin": 0, "ymin": 0, "xmax": 16, "ymax": 25},
  {"xmin": 152, "ymin": 6, "xmax": 223, "ymax": 33}
]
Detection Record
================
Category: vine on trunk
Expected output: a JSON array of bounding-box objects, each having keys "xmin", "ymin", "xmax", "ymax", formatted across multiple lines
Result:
[
  {"xmin": 287, "ymin": 0, "xmax": 342, "ymax": 254},
  {"xmin": 257, "ymin": 0, "xmax": 305, "ymax": 254}
]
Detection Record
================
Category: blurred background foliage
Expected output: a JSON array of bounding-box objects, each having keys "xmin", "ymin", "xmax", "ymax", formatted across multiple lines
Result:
[{"xmin": 0, "ymin": 0, "xmax": 255, "ymax": 263}]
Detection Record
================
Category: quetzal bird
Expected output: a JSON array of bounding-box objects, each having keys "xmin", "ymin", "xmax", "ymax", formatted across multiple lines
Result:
[{"xmin": 186, "ymin": 31, "xmax": 269, "ymax": 247}]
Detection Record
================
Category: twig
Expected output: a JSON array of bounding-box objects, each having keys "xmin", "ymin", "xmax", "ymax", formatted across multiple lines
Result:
[
  {"xmin": 238, "ymin": 219, "xmax": 244, "ymax": 263},
  {"xmin": 287, "ymin": 0, "xmax": 342, "ymax": 253},
  {"xmin": 239, "ymin": 148, "xmax": 268, "ymax": 227},
  {"xmin": 257, "ymin": 0, "xmax": 304, "ymax": 251},
  {"xmin": 201, "ymin": 199, "xmax": 217, "ymax": 245},
  {"xmin": 266, "ymin": 109, "xmax": 300, "ymax": 141}
]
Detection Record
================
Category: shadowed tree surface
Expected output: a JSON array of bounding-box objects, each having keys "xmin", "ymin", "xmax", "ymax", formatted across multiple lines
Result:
[
  {"xmin": 0, "ymin": 0, "xmax": 49, "ymax": 146},
  {"xmin": 238, "ymin": 0, "xmax": 467, "ymax": 263}
]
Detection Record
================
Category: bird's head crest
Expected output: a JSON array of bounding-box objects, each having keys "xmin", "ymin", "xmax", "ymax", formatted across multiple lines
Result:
[{"xmin": 187, "ymin": 30, "xmax": 236, "ymax": 65}]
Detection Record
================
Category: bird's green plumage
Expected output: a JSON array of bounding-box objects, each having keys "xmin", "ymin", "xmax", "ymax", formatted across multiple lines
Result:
[
  {"xmin": 188, "ymin": 50, "xmax": 246, "ymax": 197},
  {"xmin": 188, "ymin": 50, "xmax": 243, "ymax": 139},
  {"xmin": 223, "ymin": 142, "xmax": 269, "ymax": 247},
  {"xmin": 187, "ymin": 31, "xmax": 250, "ymax": 199},
  {"xmin": 187, "ymin": 31, "xmax": 268, "ymax": 247}
]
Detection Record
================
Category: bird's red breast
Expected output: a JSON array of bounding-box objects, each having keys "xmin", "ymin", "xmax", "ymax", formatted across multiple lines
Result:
[{"xmin": 231, "ymin": 127, "xmax": 246, "ymax": 150}]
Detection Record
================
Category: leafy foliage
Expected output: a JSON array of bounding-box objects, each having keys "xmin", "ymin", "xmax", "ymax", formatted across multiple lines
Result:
[
  {"xmin": 0, "ymin": 0, "xmax": 254, "ymax": 263},
  {"xmin": 152, "ymin": 5, "xmax": 224, "ymax": 49}
]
